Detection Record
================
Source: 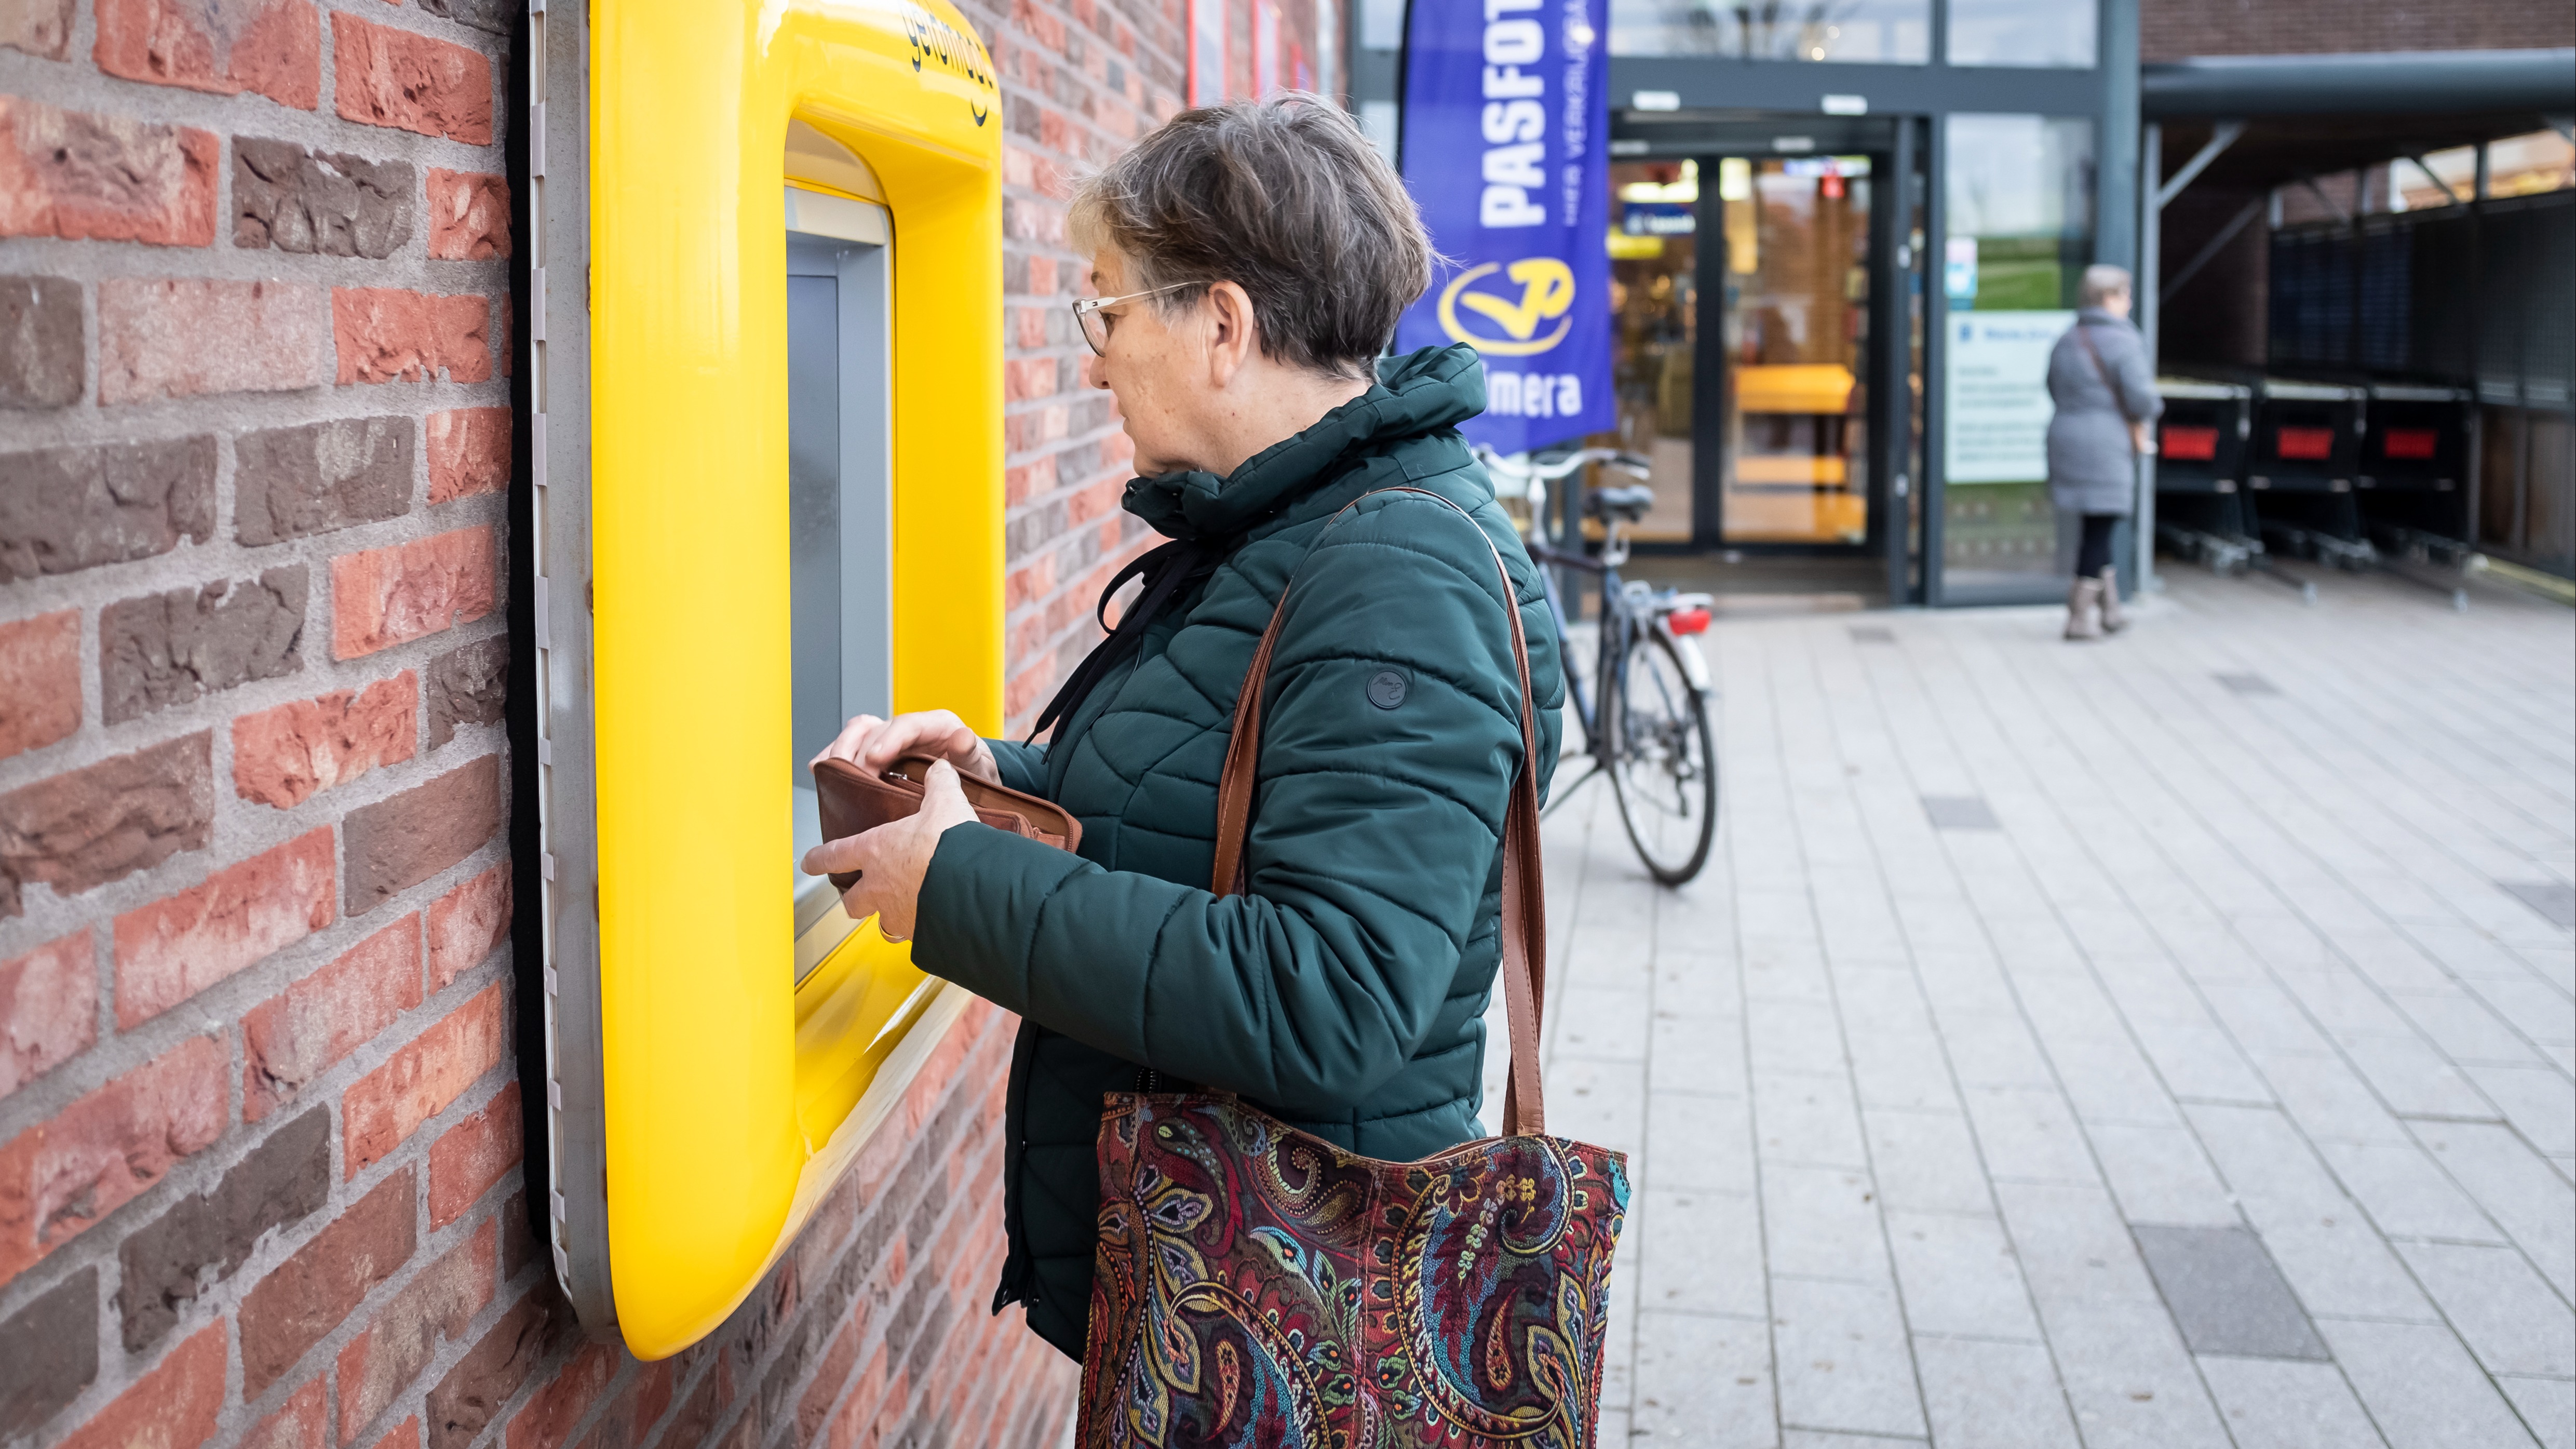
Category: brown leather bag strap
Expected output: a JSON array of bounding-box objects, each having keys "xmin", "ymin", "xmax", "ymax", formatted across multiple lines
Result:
[{"xmin": 1209, "ymin": 487, "xmax": 1551, "ymax": 1137}]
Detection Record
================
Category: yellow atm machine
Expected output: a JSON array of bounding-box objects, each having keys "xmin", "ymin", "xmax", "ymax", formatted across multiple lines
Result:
[{"xmin": 525, "ymin": 0, "xmax": 1003, "ymax": 1358}]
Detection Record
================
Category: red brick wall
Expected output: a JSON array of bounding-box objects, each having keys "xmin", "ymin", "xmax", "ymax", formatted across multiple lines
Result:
[
  {"xmin": 2139, "ymin": 0, "xmax": 2575, "ymax": 61},
  {"xmin": 0, "ymin": 0, "xmax": 523, "ymax": 1441},
  {"xmin": 2, "ymin": 0, "xmax": 1321, "ymax": 1438}
]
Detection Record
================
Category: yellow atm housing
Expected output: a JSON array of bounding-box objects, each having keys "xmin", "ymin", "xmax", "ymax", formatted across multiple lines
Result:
[{"xmin": 525, "ymin": 0, "xmax": 1003, "ymax": 1357}]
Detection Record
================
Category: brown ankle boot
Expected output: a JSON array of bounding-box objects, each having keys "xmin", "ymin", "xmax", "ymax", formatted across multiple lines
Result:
[
  {"xmin": 2096, "ymin": 567, "xmax": 2126, "ymax": 633},
  {"xmin": 2064, "ymin": 577, "xmax": 2102, "ymax": 640}
]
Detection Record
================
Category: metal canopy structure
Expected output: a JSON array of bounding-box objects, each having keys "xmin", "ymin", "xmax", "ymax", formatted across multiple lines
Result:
[{"xmin": 2133, "ymin": 47, "xmax": 2576, "ymax": 592}]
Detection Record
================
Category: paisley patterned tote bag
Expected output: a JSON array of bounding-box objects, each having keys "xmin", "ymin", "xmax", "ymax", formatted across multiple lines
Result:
[{"xmin": 1077, "ymin": 489, "xmax": 1631, "ymax": 1449}]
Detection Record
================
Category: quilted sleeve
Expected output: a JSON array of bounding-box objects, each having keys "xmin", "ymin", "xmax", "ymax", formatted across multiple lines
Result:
[
  {"xmin": 982, "ymin": 737, "xmax": 1050, "ymax": 796},
  {"xmin": 915, "ymin": 492, "xmax": 1561, "ymax": 1116}
]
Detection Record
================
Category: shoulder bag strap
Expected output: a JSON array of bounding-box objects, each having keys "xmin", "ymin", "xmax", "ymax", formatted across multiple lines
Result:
[{"xmin": 1209, "ymin": 487, "xmax": 1551, "ymax": 1137}]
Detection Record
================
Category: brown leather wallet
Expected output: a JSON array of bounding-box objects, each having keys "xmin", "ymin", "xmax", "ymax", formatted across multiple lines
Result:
[{"xmin": 810, "ymin": 754, "xmax": 1082, "ymax": 890}]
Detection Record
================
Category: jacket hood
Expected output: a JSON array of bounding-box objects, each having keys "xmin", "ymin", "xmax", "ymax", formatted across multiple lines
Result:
[{"xmin": 1122, "ymin": 343, "xmax": 1488, "ymax": 543}]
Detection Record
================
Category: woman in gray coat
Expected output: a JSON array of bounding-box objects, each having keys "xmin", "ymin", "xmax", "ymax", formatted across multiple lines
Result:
[{"xmin": 2045, "ymin": 264, "xmax": 2164, "ymax": 639}]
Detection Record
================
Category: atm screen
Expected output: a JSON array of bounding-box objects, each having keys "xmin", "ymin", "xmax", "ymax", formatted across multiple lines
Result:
[{"xmin": 784, "ymin": 190, "xmax": 893, "ymax": 970}]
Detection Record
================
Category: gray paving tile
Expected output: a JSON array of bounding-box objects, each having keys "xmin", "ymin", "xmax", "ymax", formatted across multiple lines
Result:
[
  {"xmin": 2132, "ymin": 1018, "xmax": 2276, "ymax": 1105},
  {"xmin": 1911, "ymin": 1335, "xmax": 2081, "ymax": 1449},
  {"xmin": 2257, "ymin": 1052, "xmax": 2413, "ymax": 1145},
  {"xmin": 1754, "ymin": 1072, "xmax": 1871, "ymax": 1170},
  {"xmin": 2215, "ymin": 672, "xmax": 2279, "ymax": 695},
  {"xmin": 1991, "ymin": 1180, "xmax": 2235, "ymax": 1447},
  {"xmin": 2187, "ymin": 1104, "xmax": 2353, "ymax": 1217},
  {"xmin": 1923, "ymin": 795, "xmax": 2000, "ymax": 830},
  {"xmin": 2278, "ymin": 964, "xmax": 2420, "ymax": 1039},
  {"xmin": 2194, "ymin": 1356, "xmax": 2390, "ymax": 1449},
  {"xmin": 1554, "ymin": 987, "xmax": 1653, "ymax": 1062},
  {"xmin": 1635, "ymin": 1187, "xmax": 1768, "ymax": 1318},
  {"xmin": 2343, "ymin": 1034, "xmax": 2504, "ymax": 1119},
  {"xmin": 2052, "ymin": 1035, "xmax": 2186, "ymax": 1127},
  {"xmin": 1749, "ymin": 998, "xmax": 1850, "ymax": 1077},
  {"xmin": 1653, "ymin": 955, "xmax": 1745, "ymax": 1019},
  {"xmin": 2412, "ymin": 1121, "xmax": 2576, "ymax": 1297},
  {"xmin": 1649, "ymin": 1011, "xmax": 1748, "ymax": 1095},
  {"xmin": 1771, "ymin": 1277, "xmax": 1926, "ymax": 1439},
  {"xmin": 1942, "ymin": 1012, "xmax": 2059, "ymax": 1089},
  {"xmin": 2464, "ymin": 1062, "xmax": 2576, "ymax": 1157},
  {"xmin": 2502, "ymin": 880, "xmax": 2576, "ymax": 930},
  {"xmin": 1907, "ymin": 950, "xmax": 2020, "ymax": 1015},
  {"xmin": 1630, "ymin": 1309, "xmax": 1776, "ymax": 1446},
  {"xmin": 1965, "ymin": 1086, "xmax": 2100, "ymax": 1186},
  {"xmin": 1742, "ymin": 947, "xmax": 1837, "ymax": 1005},
  {"xmin": 2497, "ymin": 1376, "xmax": 2575, "ymax": 1449},
  {"xmin": 2315, "ymin": 1137, "xmax": 2506, "ymax": 1243},
  {"xmin": 1862, "ymin": 1109, "xmax": 1992, "ymax": 1216},
  {"xmin": 2016, "ymin": 974, "xmax": 2129, "ymax": 1042},
  {"xmin": 2197, "ymin": 982, "xmax": 2333, "ymax": 1056},
  {"xmin": 2087, "ymin": 1122, "xmax": 2241, "ymax": 1227},
  {"xmin": 2389, "ymin": 990, "xmax": 2547, "ymax": 1065},
  {"xmin": 2317, "ymin": 1318, "xmax": 2544, "ymax": 1449},
  {"xmin": 1643, "ymin": 1089, "xmax": 1755, "ymax": 1192},
  {"xmin": 2131, "ymin": 1225, "xmax": 2328, "ymax": 1360},
  {"xmin": 1783, "ymin": 1433, "xmax": 1919, "ymax": 1448},
  {"xmin": 1763, "ymin": 1165, "xmax": 1890, "ymax": 1282},
  {"xmin": 1884, "ymin": 1210, "xmax": 2043, "ymax": 1341},
  {"xmin": 1548, "ymin": 1055, "xmax": 1647, "ymax": 1158},
  {"xmin": 2461, "ymin": 975, "xmax": 2575, "ymax": 1048},
  {"xmin": 1846, "ymin": 1029, "xmax": 1964, "ymax": 1114},
  {"xmin": 2395, "ymin": 1240, "xmax": 2576, "ymax": 1379},
  {"xmin": 2251, "ymin": 1217, "xmax": 2440, "ymax": 1323}
]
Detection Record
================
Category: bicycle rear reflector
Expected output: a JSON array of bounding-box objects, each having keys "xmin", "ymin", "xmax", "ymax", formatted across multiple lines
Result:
[{"xmin": 1666, "ymin": 607, "xmax": 1711, "ymax": 635}]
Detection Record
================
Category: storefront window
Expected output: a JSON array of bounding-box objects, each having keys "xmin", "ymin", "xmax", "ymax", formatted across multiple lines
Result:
[
  {"xmin": 1609, "ymin": 0, "xmax": 1928, "ymax": 62},
  {"xmin": 1606, "ymin": 158, "xmax": 1700, "ymax": 542},
  {"xmin": 1946, "ymin": 0, "xmax": 2093, "ymax": 67},
  {"xmin": 1941, "ymin": 115, "xmax": 2093, "ymax": 593}
]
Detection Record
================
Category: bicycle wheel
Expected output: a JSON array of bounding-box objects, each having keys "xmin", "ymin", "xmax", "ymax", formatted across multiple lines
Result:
[{"xmin": 1607, "ymin": 626, "xmax": 1717, "ymax": 884}]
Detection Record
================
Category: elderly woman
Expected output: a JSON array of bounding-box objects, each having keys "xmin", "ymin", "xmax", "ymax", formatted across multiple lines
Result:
[
  {"xmin": 799, "ymin": 97, "xmax": 1563, "ymax": 1362},
  {"xmin": 2046, "ymin": 263, "xmax": 2164, "ymax": 640}
]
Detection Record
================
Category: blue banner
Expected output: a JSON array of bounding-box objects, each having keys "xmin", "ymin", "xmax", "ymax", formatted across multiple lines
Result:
[{"xmin": 1395, "ymin": 0, "xmax": 1612, "ymax": 454}]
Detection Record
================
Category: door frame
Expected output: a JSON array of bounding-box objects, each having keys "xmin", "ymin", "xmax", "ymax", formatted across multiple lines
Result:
[{"xmin": 1627, "ymin": 131, "xmax": 1912, "ymax": 570}]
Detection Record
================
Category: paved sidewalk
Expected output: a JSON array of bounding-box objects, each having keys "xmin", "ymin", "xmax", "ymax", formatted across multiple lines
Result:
[{"xmin": 1500, "ymin": 569, "xmax": 2576, "ymax": 1447}]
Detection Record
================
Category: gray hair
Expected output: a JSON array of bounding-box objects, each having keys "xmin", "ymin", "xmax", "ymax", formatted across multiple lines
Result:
[
  {"xmin": 1068, "ymin": 95, "xmax": 1432, "ymax": 382},
  {"xmin": 2080, "ymin": 264, "xmax": 2133, "ymax": 307}
]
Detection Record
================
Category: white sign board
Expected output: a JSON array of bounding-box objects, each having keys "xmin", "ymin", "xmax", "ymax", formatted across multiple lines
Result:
[{"xmin": 1944, "ymin": 310, "xmax": 2072, "ymax": 485}]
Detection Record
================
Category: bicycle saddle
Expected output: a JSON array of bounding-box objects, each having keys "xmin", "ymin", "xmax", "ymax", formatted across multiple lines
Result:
[{"xmin": 1587, "ymin": 485, "xmax": 1656, "ymax": 521}]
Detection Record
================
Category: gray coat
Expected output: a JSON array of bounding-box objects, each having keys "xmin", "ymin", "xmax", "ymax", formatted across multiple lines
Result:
[{"xmin": 2043, "ymin": 308, "xmax": 2163, "ymax": 516}]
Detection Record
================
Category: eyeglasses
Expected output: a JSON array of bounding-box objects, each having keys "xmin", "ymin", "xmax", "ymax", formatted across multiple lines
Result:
[{"xmin": 1069, "ymin": 282, "xmax": 1197, "ymax": 357}]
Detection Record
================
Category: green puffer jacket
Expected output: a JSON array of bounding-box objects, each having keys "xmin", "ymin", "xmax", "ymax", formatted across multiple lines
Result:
[{"xmin": 911, "ymin": 343, "xmax": 1564, "ymax": 1360}]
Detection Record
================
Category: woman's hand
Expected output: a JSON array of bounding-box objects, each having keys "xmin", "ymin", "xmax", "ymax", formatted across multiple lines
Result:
[
  {"xmin": 800, "ymin": 759, "xmax": 979, "ymax": 941},
  {"xmin": 810, "ymin": 709, "xmax": 999, "ymax": 783}
]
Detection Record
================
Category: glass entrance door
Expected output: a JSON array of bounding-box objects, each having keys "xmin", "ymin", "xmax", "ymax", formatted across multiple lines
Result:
[
  {"xmin": 1717, "ymin": 155, "xmax": 1874, "ymax": 545},
  {"xmin": 1606, "ymin": 158, "xmax": 1701, "ymax": 543}
]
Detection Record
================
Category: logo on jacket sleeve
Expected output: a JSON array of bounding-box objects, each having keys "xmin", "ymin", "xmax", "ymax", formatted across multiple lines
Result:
[{"xmin": 1366, "ymin": 669, "xmax": 1411, "ymax": 710}]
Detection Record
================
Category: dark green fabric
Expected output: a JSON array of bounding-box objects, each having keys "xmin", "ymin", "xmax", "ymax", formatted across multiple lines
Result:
[{"xmin": 911, "ymin": 344, "xmax": 1564, "ymax": 1360}]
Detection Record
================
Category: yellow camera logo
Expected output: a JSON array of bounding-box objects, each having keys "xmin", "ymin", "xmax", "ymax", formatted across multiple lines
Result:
[{"xmin": 1438, "ymin": 257, "xmax": 1576, "ymax": 356}]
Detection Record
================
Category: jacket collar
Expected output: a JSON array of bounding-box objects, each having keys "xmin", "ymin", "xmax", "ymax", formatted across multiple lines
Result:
[{"xmin": 1121, "ymin": 344, "xmax": 1487, "ymax": 544}]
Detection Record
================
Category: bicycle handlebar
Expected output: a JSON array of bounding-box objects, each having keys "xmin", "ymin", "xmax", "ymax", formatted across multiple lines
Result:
[{"xmin": 1473, "ymin": 445, "xmax": 1652, "ymax": 484}]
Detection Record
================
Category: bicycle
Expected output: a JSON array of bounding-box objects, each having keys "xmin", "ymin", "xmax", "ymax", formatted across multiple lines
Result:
[{"xmin": 1476, "ymin": 445, "xmax": 1720, "ymax": 886}]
